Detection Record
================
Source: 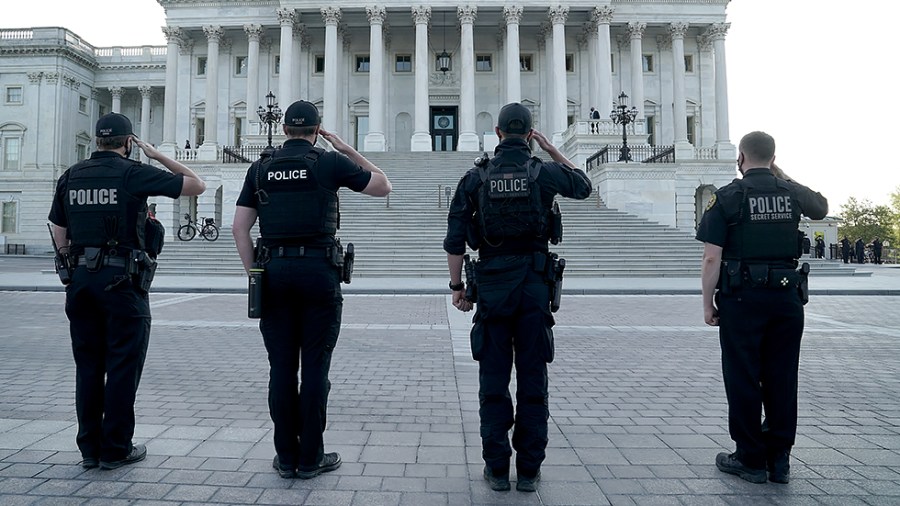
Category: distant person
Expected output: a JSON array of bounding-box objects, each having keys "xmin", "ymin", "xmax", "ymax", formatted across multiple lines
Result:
[
  {"xmin": 840, "ymin": 236, "xmax": 850, "ymax": 264},
  {"xmin": 801, "ymin": 233, "xmax": 811, "ymax": 257},
  {"xmin": 589, "ymin": 107, "xmax": 600, "ymax": 134},
  {"xmin": 184, "ymin": 140, "xmax": 192, "ymax": 149},
  {"xmin": 855, "ymin": 238, "xmax": 865, "ymax": 264},
  {"xmin": 872, "ymin": 237, "xmax": 883, "ymax": 264},
  {"xmin": 815, "ymin": 237, "xmax": 825, "ymax": 259}
]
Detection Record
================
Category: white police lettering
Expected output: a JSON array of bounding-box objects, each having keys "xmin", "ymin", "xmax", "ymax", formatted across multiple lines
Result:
[
  {"xmin": 68, "ymin": 188, "xmax": 118, "ymax": 206},
  {"xmin": 748, "ymin": 195, "xmax": 792, "ymax": 221},
  {"xmin": 490, "ymin": 177, "xmax": 528, "ymax": 194},
  {"xmin": 268, "ymin": 169, "xmax": 307, "ymax": 181}
]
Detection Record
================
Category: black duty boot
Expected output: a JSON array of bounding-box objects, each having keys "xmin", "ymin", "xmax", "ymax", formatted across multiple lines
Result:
[
  {"xmin": 99, "ymin": 444, "xmax": 147, "ymax": 470},
  {"xmin": 296, "ymin": 452, "xmax": 342, "ymax": 480},
  {"xmin": 483, "ymin": 466, "xmax": 511, "ymax": 491},
  {"xmin": 715, "ymin": 452, "xmax": 766, "ymax": 483},
  {"xmin": 516, "ymin": 470, "xmax": 541, "ymax": 492},
  {"xmin": 767, "ymin": 451, "xmax": 790, "ymax": 484}
]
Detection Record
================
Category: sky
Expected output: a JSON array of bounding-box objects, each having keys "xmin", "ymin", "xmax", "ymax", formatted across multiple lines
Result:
[{"xmin": 4, "ymin": 0, "xmax": 898, "ymax": 212}]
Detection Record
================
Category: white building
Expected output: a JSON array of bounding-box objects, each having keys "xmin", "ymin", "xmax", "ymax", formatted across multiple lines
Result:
[{"xmin": 0, "ymin": 0, "xmax": 736, "ymax": 251}]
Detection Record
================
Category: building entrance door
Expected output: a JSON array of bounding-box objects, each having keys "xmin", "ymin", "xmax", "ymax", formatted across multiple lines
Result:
[{"xmin": 431, "ymin": 107, "xmax": 458, "ymax": 151}]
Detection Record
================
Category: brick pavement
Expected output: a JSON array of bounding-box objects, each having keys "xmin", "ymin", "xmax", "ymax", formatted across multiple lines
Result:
[{"xmin": 0, "ymin": 292, "xmax": 898, "ymax": 505}]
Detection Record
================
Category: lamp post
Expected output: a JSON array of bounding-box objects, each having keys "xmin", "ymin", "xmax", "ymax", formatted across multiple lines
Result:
[
  {"xmin": 256, "ymin": 91, "xmax": 283, "ymax": 152},
  {"xmin": 610, "ymin": 91, "xmax": 638, "ymax": 162}
]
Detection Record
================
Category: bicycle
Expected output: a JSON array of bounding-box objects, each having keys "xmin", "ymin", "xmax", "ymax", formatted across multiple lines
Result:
[{"xmin": 177, "ymin": 213, "xmax": 220, "ymax": 241}]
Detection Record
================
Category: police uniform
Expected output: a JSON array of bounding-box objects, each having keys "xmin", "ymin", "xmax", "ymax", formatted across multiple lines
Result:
[
  {"xmin": 234, "ymin": 101, "xmax": 371, "ymax": 476},
  {"xmin": 696, "ymin": 167, "xmax": 827, "ymax": 480},
  {"xmin": 443, "ymin": 104, "xmax": 592, "ymax": 485},
  {"xmin": 47, "ymin": 113, "xmax": 184, "ymax": 468}
]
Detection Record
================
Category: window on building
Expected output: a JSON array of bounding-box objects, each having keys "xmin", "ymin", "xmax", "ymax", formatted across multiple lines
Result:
[
  {"xmin": 684, "ymin": 54, "xmax": 694, "ymax": 73},
  {"xmin": 5, "ymin": 87, "xmax": 23, "ymax": 104},
  {"xmin": 235, "ymin": 56, "xmax": 248, "ymax": 76},
  {"xmin": 565, "ymin": 54, "xmax": 574, "ymax": 72},
  {"xmin": 274, "ymin": 55, "xmax": 280, "ymax": 75},
  {"xmin": 356, "ymin": 55, "xmax": 370, "ymax": 73},
  {"xmin": 315, "ymin": 55, "xmax": 325, "ymax": 73},
  {"xmin": 646, "ymin": 115, "xmax": 656, "ymax": 146},
  {"xmin": 519, "ymin": 54, "xmax": 533, "ymax": 72},
  {"xmin": 99, "ymin": 104, "xmax": 107, "ymax": 116},
  {"xmin": 1, "ymin": 201, "xmax": 17, "ymax": 233},
  {"xmin": 395, "ymin": 54, "xmax": 412, "ymax": 72},
  {"xmin": 475, "ymin": 54, "xmax": 492, "ymax": 72},
  {"xmin": 3, "ymin": 137, "xmax": 21, "ymax": 171},
  {"xmin": 642, "ymin": 54, "xmax": 654, "ymax": 73},
  {"xmin": 76, "ymin": 143, "xmax": 88, "ymax": 161},
  {"xmin": 197, "ymin": 56, "xmax": 207, "ymax": 76},
  {"xmin": 687, "ymin": 116, "xmax": 696, "ymax": 145},
  {"xmin": 78, "ymin": 96, "xmax": 88, "ymax": 114}
]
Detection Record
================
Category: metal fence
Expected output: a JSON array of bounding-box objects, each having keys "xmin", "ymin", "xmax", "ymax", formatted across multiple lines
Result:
[{"xmin": 586, "ymin": 144, "xmax": 675, "ymax": 171}]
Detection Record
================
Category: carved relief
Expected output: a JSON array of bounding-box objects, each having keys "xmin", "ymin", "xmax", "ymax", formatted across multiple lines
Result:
[
  {"xmin": 457, "ymin": 5, "xmax": 477, "ymax": 25},
  {"xmin": 592, "ymin": 5, "xmax": 614, "ymax": 25},
  {"xmin": 412, "ymin": 5, "xmax": 431, "ymax": 25},
  {"xmin": 27, "ymin": 72, "xmax": 42, "ymax": 84},
  {"xmin": 321, "ymin": 7, "xmax": 342, "ymax": 26},
  {"xmin": 627, "ymin": 22, "xmax": 646, "ymax": 40},
  {"xmin": 108, "ymin": 86, "xmax": 123, "ymax": 98},
  {"xmin": 45, "ymin": 72, "xmax": 60, "ymax": 84},
  {"xmin": 669, "ymin": 22, "xmax": 689, "ymax": 40},
  {"xmin": 138, "ymin": 85, "xmax": 153, "ymax": 99},
  {"xmin": 429, "ymin": 71, "xmax": 459, "ymax": 87},
  {"xmin": 366, "ymin": 5, "xmax": 386, "ymax": 25},
  {"xmin": 202, "ymin": 26, "xmax": 224, "ymax": 43},
  {"xmin": 162, "ymin": 26, "xmax": 184, "ymax": 44},
  {"xmin": 704, "ymin": 22, "xmax": 730, "ymax": 41},
  {"xmin": 276, "ymin": 8, "xmax": 297, "ymax": 26},
  {"xmin": 503, "ymin": 5, "xmax": 523, "ymax": 25},
  {"xmin": 244, "ymin": 24, "xmax": 263, "ymax": 41},
  {"xmin": 549, "ymin": 5, "xmax": 569, "ymax": 25}
]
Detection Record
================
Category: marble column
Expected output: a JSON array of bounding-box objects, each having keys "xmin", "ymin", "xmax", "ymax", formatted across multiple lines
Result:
[
  {"xmin": 364, "ymin": 5, "xmax": 387, "ymax": 151},
  {"xmin": 109, "ymin": 86, "xmax": 122, "ymax": 113},
  {"xmin": 550, "ymin": 5, "xmax": 569, "ymax": 140},
  {"xmin": 321, "ymin": 7, "xmax": 341, "ymax": 130},
  {"xmin": 539, "ymin": 24, "xmax": 552, "ymax": 132},
  {"xmin": 293, "ymin": 24, "xmax": 305, "ymax": 102},
  {"xmin": 503, "ymin": 5, "xmax": 523, "ymax": 104},
  {"xmin": 176, "ymin": 37, "xmax": 194, "ymax": 148},
  {"xmin": 161, "ymin": 26, "xmax": 181, "ymax": 155},
  {"xmin": 199, "ymin": 25, "xmax": 222, "ymax": 161},
  {"xmin": 627, "ymin": 21, "xmax": 646, "ymax": 118},
  {"xmin": 411, "ymin": 5, "xmax": 432, "ymax": 151},
  {"xmin": 670, "ymin": 22, "xmax": 692, "ymax": 159},
  {"xmin": 457, "ymin": 5, "xmax": 479, "ymax": 151},
  {"xmin": 593, "ymin": 6, "xmax": 613, "ymax": 120},
  {"xmin": 277, "ymin": 8, "xmax": 296, "ymax": 107},
  {"xmin": 707, "ymin": 23, "xmax": 732, "ymax": 155},
  {"xmin": 138, "ymin": 86, "xmax": 152, "ymax": 162},
  {"xmin": 244, "ymin": 24, "xmax": 262, "ymax": 137}
]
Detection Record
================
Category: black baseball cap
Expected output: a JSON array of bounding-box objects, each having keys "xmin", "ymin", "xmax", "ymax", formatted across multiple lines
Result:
[
  {"xmin": 283, "ymin": 100, "xmax": 321, "ymax": 127},
  {"xmin": 497, "ymin": 102, "xmax": 532, "ymax": 134},
  {"xmin": 95, "ymin": 113, "xmax": 134, "ymax": 138}
]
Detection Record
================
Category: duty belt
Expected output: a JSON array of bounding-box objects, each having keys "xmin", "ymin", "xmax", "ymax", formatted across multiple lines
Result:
[
  {"xmin": 72, "ymin": 255, "xmax": 128, "ymax": 268},
  {"xmin": 268, "ymin": 246, "xmax": 332, "ymax": 258}
]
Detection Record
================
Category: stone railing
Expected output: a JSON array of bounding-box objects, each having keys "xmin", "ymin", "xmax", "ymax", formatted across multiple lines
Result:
[
  {"xmin": 0, "ymin": 29, "xmax": 33, "ymax": 40},
  {"xmin": 694, "ymin": 147, "xmax": 718, "ymax": 160}
]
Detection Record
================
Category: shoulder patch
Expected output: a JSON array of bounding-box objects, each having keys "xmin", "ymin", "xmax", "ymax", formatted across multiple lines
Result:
[{"xmin": 705, "ymin": 194, "xmax": 717, "ymax": 211}]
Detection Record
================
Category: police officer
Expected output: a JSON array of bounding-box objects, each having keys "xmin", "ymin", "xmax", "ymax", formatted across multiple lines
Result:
[
  {"xmin": 697, "ymin": 131, "xmax": 828, "ymax": 484},
  {"xmin": 444, "ymin": 103, "xmax": 591, "ymax": 492},
  {"xmin": 232, "ymin": 100, "xmax": 391, "ymax": 479},
  {"xmin": 48, "ymin": 113, "xmax": 206, "ymax": 470},
  {"xmin": 841, "ymin": 236, "xmax": 851, "ymax": 263}
]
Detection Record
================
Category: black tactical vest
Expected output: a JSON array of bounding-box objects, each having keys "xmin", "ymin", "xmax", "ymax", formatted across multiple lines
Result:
[
  {"xmin": 476, "ymin": 157, "xmax": 545, "ymax": 247},
  {"xmin": 724, "ymin": 177, "xmax": 801, "ymax": 263},
  {"xmin": 255, "ymin": 148, "xmax": 339, "ymax": 239},
  {"xmin": 64, "ymin": 159, "xmax": 146, "ymax": 252}
]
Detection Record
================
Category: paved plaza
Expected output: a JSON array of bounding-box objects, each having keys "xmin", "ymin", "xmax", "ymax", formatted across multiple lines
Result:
[{"xmin": 0, "ymin": 260, "xmax": 899, "ymax": 505}]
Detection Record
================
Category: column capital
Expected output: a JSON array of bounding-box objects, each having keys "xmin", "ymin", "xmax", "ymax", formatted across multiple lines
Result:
[
  {"xmin": 178, "ymin": 36, "xmax": 194, "ymax": 55},
  {"xmin": 244, "ymin": 24, "xmax": 263, "ymax": 41},
  {"xmin": 549, "ymin": 5, "xmax": 569, "ymax": 25},
  {"xmin": 340, "ymin": 23, "xmax": 352, "ymax": 49},
  {"xmin": 27, "ymin": 72, "xmax": 42, "ymax": 84},
  {"xmin": 668, "ymin": 22, "xmax": 689, "ymax": 40},
  {"xmin": 162, "ymin": 26, "xmax": 184, "ymax": 44},
  {"xmin": 108, "ymin": 86, "xmax": 123, "ymax": 98},
  {"xmin": 301, "ymin": 31, "xmax": 312, "ymax": 50},
  {"xmin": 412, "ymin": 5, "xmax": 431, "ymax": 25},
  {"xmin": 503, "ymin": 5, "xmax": 523, "ymax": 25},
  {"xmin": 259, "ymin": 36, "xmax": 273, "ymax": 53},
  {"xmin": 656, "ymin": 35, "xmax": 671, "ymax": 51},
  {"xmin": 90, "ymin": 87, "xmax": 99, "ymax": 98},
  {"xmin": 704, "ymin": 22, "xmax": 730, "ymax": 41},
  {"xmin": 576, "ymin": 32, "xmax": 588, "ymax": 50},
  {"xmin": 366, "ymin": 5, "xmax": 386, "ymax": 25},
  {"xmin": 457, "ymin": 5, "xmax": 477, "ymax": 25},
  {"xmin": 277, "ymin": 8, "xmax": 297, "ymax": 27},
  {"xmin": 45, "ymin": 72, "xmax": 60, "ymax": 84},
  {"xmin": 202, "ymin": 25, "xmax": 224, "ymax": 43},
  {"xmin": 627, "ymin": 21, "xmax": 646, "ymax": 40},
  {"xmin": 321, "ymin": 7, "xmax": 342, "ymax": 26},
  {"xmin": 496, "ymin": 24, "xmax": 505, "ymax": 49},
  {"xmin": 592, "ymin": 5, "xmax": 614, "ymax": 25},
  {"xmin": 293, "ymin": 23, "xmax": 307, "ymax": 39},
  {"xmin": 138, "ymin": 85, "xmax": 153, "ymax": 99}
]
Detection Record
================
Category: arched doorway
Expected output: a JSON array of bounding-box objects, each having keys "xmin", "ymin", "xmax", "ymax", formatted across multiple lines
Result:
[{"xmin": 695, "ymin": 185, "xmax": 716, "ymax": 228}]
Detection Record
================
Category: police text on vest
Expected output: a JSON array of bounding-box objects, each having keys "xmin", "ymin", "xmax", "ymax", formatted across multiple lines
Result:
[
  {"xmin": 268, "ymin": 169, "xmax": 307, "ymax": 181},
  {"xmin": 748, "ymin": 195, "xmax": 792, "ymax": 221},
  {"xmin": 69, "ymin": 188, "xmax": 118, "ymax": 206}
]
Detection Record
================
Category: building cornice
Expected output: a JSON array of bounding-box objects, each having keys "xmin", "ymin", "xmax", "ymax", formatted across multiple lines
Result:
[{"xmin": 0, "ymin": 46, "xmax": 98, "ymax": 69}]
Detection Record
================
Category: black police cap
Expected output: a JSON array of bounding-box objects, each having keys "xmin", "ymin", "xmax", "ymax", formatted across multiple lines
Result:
[
  {"xmin": 497, "ymin": 102, "xmax": 533, "ymax": 134},
  {"xmin": 283, "ymin": 100, "xmax": 321, "ymax": 127},
  {"xmin": 95, "ymin": 113, "xmax": 134, "ymax": 138}
]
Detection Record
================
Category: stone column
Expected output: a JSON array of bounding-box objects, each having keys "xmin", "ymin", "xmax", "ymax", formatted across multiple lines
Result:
[
  {"xmin": 627, "ymin": 22, "xmax": 646, "ymax": 118},
  {"xmin": 539, "ymin": 24, "xmax": 552, "ymax": 132},
  {"xmin": 277, "ymin": 8, "xmax": 296, "ymax": 107},
  {"xmin": 138, "ymin": 86, "xmax": 152, "ymax": 162},
  {"xmin": 198, "ymin": 26, "xmax": 222, "ymax": 161},
  {"xmin": 176, "ymin": 37, "xmax": 194, "ymax": 147},
  {"xmin": 670, "ymin": 22, "xmax": 693, "ymax": 159},
  {"xmin": 160, "ymin": 26, "xmax": 181, "ymax": 156},
  {"xmin": 321, "ymin": 7, "xmax": 341, "ymax": 130},
  {"xmin": 593, "ymin": 6, "xmax": 613, "ymax": 119},
  {"xmin": 503, "ymin": 5, "xmax": 523, "ymax": 104},
  {"xmin": 364, "ymin": 5, "xmax": 387, "ymax": 151},
  {"xmin": 707, "ymin": 23, "xmax": 733, "ymax": 157},
  {"xmin": 550, "ymin": 5, "xmax": 569, "ymax": 140},
  {"xmin": 293, "ymin": 24, "xmax": 305, "ymax": 102},
  {"xmin": 457, "ymin": 5, "xmax": 479, "ymax": 151},
  {"xmin": 411, "ymin": 5, "xmax": 432, "ymax": 151},
  {"xmin": 109, "ymin": 86, "xmax": 122, "ymax": 113},
  {"xmin": 244, "ymin": 24, "xmax": 262, "ymax": 137}
]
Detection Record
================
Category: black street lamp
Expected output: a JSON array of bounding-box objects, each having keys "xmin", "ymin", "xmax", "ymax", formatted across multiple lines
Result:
[
  {"xmin": 610, "ymin": 91, "xmax": 639, "ymax": 162},
  {"xmin": 256, "ymin": 91, "xmax": 283, "ymax": 152}
]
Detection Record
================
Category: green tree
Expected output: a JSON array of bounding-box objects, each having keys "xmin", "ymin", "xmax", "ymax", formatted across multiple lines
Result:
[{"xmin": 837, "ymin": 197, "xmax": 897, "ymax": 245}]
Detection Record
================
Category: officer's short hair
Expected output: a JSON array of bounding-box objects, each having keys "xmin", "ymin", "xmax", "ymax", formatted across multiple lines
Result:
[
  {"xmin": 501, "ymin": 131, "xmax": 529, "ymax": 140},
  {"xmin": 97, "ymin": 135, "xmax": 128, "ymax": 150},
  {"xmin": 739, "ymin": 131, "xmax": 776, "ymax": 162},
  {"xmin": 284, "ymin": 125, "xmax": 318, "ymax": 138}
]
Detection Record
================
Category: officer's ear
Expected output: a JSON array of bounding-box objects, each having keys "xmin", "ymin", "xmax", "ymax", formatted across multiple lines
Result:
[{"xmin": 495, "ymin": 126, "xmax": 503, "ymax": 141}]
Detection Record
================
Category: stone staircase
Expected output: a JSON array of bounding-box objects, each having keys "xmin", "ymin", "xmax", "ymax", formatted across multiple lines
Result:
[{"xmin": 157, "ymin": 151, "xmax": 863, "ymax": 278}]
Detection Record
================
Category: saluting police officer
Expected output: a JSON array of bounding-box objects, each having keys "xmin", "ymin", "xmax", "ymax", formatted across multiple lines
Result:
[
  {"xmin": 697, "ymin": 131, "xmax": 828, "ymax": 484},
  {"xmin": 444, "ymin": 103, "xmax": 591, "ymax": 493},
  {"xmin": 48, "ymin": 113, "xmax": 206, "ymax": 470},
  {"xmin": 232, "ymin": 101, "xmax": 391, "ymax": 479}
]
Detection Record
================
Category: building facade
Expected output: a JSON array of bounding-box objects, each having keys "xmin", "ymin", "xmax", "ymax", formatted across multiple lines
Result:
[{"xmin": 0, "ymin": 0, "xmax": 736, "ymax": 250}]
